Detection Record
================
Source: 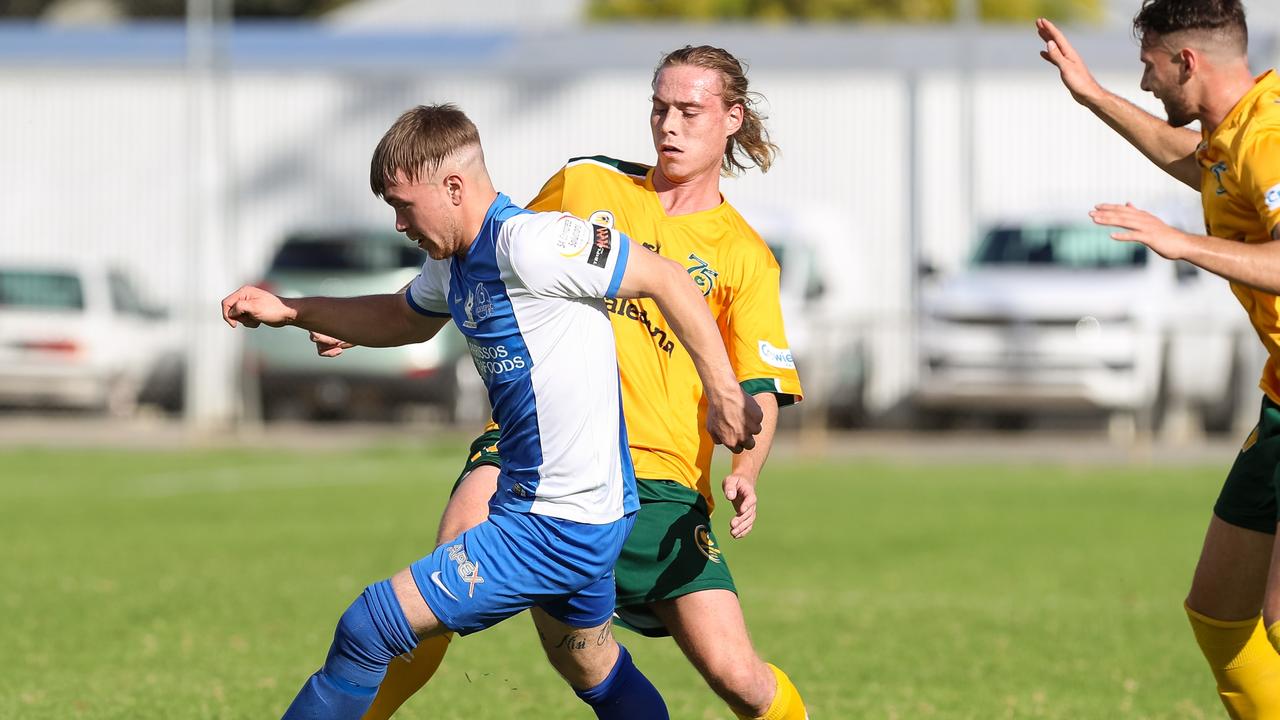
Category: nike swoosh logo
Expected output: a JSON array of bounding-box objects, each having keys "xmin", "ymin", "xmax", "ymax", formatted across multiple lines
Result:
[{"xmin": 430, "ymin": 571, "xmax": 459, "ymax": 602}]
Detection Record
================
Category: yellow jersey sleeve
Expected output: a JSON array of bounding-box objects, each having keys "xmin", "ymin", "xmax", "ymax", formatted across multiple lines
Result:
[
  {"xmin": 724, "ymin": 252, "xmax": 804, "ymax": 405},
  {"xmin": 526, "ymin": 165, "xmax": 567, "ymax": 213},
  {"xmin": 1239, "ymin": 130, "xmax": 1280, "ymax": 236}
]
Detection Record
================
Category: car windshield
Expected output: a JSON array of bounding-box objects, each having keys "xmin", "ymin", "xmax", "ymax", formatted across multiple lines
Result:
[
  {"xmin": 973, "ymin": 224, "xmax": 1146, "ymax": 269},
  {"xmin": 270, "ymin": 234, "xmax": 424, "ymax": 272},
  {"xmin": 0, "ymin": 270, "xmax": 84, "ymax": 310}
]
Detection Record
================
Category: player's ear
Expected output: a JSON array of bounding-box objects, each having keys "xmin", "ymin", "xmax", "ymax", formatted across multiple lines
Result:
[
  {"xmin": 1179, "ymin": 47, "xmax": 1197, "ymax": 81},
  {"xmin": 445, "ymin": 173, "xmax": 464, "ymax": 206},
  {"xmin": 725, "ymin": 102, "xmax": 744, "ymax": 138}
]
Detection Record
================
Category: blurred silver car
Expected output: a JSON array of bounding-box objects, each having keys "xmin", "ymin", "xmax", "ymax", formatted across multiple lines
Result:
[
  {"xmin": 915, "ymin": 220, "xmax": 1251, "ymax": 433},
  {"xmin": 0, "ymin": 259, "xmax": 173, "ymax": 415},
  {"xmin": 245, "ymin": 229, "xmax": 464, "ymax": 421}
]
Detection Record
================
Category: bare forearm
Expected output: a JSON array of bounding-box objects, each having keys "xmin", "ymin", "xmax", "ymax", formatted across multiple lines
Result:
[
  {"xmin": 1083, "ymin": 90, "xmax": 1201, "ymax": 188},
  {"xmin": 730, "ymin": 393, "xmax": 779, "ymax": 478},
  {"xmin": 647, "ymin": 268, "xmax": 739, "ymax": 403},
  {"xmin": 285, "ymin": 294, "xmax": 433, "ymax": 347},
  {"xmin": 1182, "ymin": 232, "xmax": 1280, "ymax": 295}
]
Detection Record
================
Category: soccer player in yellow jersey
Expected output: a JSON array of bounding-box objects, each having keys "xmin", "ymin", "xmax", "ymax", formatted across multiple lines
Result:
[
  {"xmin": 315, "ymin": 45, "xmax": 809, "ymax": 719},
  {"xmin": 1040, "ymin": 1, "xmax": 1280, "ymax": 717}
]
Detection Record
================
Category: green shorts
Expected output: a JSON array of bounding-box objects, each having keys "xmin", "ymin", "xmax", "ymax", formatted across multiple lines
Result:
[
  {"xmin": 612, "ymin": 479, "xmax": 737, "ymax": 638},
  {"xmin": 452, "ymin": 427, "xmax": 502, "ymax": 494},
  {"xmin": 1215, "ymin": 396, "xmax": 1280, "ymax": 534},
  {"xmin": 450, "ymin": 429, "xmax": 735, "ymax": 638}
]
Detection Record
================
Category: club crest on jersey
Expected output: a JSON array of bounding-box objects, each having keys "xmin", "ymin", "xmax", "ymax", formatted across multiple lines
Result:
[
  {"xmin": 447, "ymin": 543, "xmax": 485, "ymax": 598},
  {"xmin": 1265, "ymin": 184, "xmax": 1280, "ymax": 211},
  {"xmin": 693, "ymin": 525, "xmax": 722, "ymax": 564},
  {"xmin": 587, "ymin": 224, "xmax": 612, "ymax": 268},
  {"xmin": 588, "ymin": 210, "xmax": 615, "ymax": 229},
  {"xmin": 462, "ymin": 282, "xmax": 493, "ymax": 329},
  {"xmin": 1210, "ymin": 162, "xmax": 1228, "ymax": 196},
  {"xmin": 686, "ymin": 253, "xmax": 718, "ymax": 296}
]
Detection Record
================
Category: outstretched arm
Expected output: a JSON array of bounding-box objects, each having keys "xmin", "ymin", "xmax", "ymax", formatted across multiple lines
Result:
[
  {"xmin": 614, "ymin": 245, "xmax": 763, "ymax": 453},
  {"xmin": 1092, "ymin": 203, "xmax": 1280, "ymax": 293},
  {"xmin": 1037, "ymin": 18, "xmax": 1201, "ymax": 189},
  {"xmin": 221, "ymin": 286, "xmax": 447, "ymax": 347}
]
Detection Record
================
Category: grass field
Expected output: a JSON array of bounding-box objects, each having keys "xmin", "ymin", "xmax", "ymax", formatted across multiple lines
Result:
[{"xmin": 0, "ymin": 439, "xmax": 1232, "ymax": 719}]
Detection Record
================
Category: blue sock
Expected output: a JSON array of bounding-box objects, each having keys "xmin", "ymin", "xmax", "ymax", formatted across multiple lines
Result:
[
  {"xmin": 281, "ymin": 580, "xmax": 419, "ymax": 720},
  {"xmin": 575, "ymin": 644, "xmax": 669, "ymax": 720}
]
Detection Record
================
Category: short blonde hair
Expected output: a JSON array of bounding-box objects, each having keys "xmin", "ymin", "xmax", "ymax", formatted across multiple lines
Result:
[{"xmin": 370, "ymin": 104, "xmax": 481, "ymax": 197}]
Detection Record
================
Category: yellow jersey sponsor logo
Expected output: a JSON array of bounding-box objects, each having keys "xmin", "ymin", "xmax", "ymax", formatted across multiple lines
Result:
[{"xmin": 603, "ymin": 297, "xmax": 676, "ymax": 355}]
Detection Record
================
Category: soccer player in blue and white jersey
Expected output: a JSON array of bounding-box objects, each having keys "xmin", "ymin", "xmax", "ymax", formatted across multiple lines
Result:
[{"xmin": 219, "ymin": 104, "xmax": 762, "ymax": 720}]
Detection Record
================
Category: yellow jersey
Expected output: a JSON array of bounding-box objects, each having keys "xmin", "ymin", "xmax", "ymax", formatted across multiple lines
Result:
[
  {"xmin": 1198, "ymin": 69, "xmax": 1280, "ymax": 403},
  {"xmin": 523, "ymin": 156, "xmax": 804, "ymax": 509}
]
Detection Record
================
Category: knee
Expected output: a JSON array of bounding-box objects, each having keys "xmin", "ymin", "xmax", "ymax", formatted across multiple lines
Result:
[
  {"xmin": 324, "ymin": 582, "xmax": 418, "ymax": 689},
  {"xmin": 698, "ymin": 653, "xmax": 774, "ymax": 715}
]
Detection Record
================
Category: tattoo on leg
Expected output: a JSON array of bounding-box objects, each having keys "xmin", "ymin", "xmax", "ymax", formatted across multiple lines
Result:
[{"xmin": 552, "ymin": 622, "xmax": 611, "ymax": 652}]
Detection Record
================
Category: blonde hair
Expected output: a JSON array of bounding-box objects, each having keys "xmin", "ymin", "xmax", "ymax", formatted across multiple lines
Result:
[
  {"xmin": 653, "ymin": 45, "xmax": 778, "ymax": 176},
  {"xmin": 370, "ymin": 104, "xmax": 482, "ymax": 197}
]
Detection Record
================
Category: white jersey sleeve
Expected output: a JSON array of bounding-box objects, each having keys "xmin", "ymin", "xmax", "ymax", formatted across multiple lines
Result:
[
  {"xmin": 500, "ymin": 213, "xmax": 631, "ymax": 300},
  {"xmin": 405, "ymin": 257, "xmax": 452, "ymax": 317}
]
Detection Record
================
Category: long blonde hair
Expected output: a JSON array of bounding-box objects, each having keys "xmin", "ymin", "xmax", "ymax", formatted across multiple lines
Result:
[{"xmin": 653, "ymin": 45, "xmax": 778, "ymax": 177}]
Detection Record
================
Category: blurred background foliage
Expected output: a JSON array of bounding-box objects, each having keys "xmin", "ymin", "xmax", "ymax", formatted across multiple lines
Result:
[
  {"xmin": 587, "ymin": 0, "xmax": 1102, "ymax": 23},
  {"xmin": 0, "ymin": 0, "xmax": 1102, "ymax": 23}
]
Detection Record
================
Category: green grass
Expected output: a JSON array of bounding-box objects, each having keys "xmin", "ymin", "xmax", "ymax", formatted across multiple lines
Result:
[{"xmin": 0, "ymin": 443, "xmax": 1228, "ymax": 719}]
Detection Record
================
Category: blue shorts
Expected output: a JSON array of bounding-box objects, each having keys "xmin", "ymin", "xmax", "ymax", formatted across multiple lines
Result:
[{"xmin": 409, "ymin": 506, "xmax": 636, "ymax": 636}]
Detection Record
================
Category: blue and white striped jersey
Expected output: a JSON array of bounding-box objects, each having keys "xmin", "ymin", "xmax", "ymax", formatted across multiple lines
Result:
[{"xmin": 406, "ymin": 193, "xmax": 638, "ymax": 524}]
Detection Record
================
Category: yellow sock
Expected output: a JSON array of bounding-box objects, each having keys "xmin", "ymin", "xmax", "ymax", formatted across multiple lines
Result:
[
  {"xmin": 735, "ymin": 664, "xmax": 807, "ymax": 720},
  {"xmin": 361, "ymin": 632, "xmax": 453, "ymax": 720},
  {"xmin": 1186, "ymin": 603, "xmax": 1280, "ymax": 720}
]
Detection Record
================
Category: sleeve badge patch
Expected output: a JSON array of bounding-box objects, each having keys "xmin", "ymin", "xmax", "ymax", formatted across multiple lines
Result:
[
  {"xmin": 1265, "ymin": 184, "xmax": 1280, "ymax": 211},
  {"xmin": 555, "ymin": 216, "xmax": 590, "ymax": 258}
]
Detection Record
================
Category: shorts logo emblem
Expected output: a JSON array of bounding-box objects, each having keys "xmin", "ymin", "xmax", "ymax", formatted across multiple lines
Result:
[
  {"xmin": 448, "ymin": 544, "xmax": 485, "ymax": 598},
  {"xmin": 693, "ymin": 525, "xmax": 722, "ymax": 564},
  {"xmin": 429, "ymin": 571, "xmax": 459, "ymax": 602}
]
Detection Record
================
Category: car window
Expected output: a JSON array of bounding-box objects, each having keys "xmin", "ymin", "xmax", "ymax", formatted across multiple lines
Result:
[
  {"xmin": 0, "ymin": 270, "xmax": 84, "ymax": 310},
  {"xmin": 270, "ymin": 235, "xmax": 423, "ymax": 272},
  {"xmin": 973, "ymin": 225, "xmax": 1146, "ymax": 269},
  {"xmin": 766, "ymin": 239, "xmax": 825, "ymax": 301},
  {"xmin": 108, "ymin": 271, "xmax": 148, "ymax": 317}
]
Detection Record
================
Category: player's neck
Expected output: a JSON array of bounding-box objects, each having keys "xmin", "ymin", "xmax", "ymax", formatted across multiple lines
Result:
[
  {"xmin": 457, "ymin": 188, "xmax": 500, "ymax": 257},
  {"xmin": 1199, "ymin": 64, "xmax": 1259, "ymax": 134},
  {"xmin": 653, "ymin": 167, "xmax": 723, "ymax": 217}
]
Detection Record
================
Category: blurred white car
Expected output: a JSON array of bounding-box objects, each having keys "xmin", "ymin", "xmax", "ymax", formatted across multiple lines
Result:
[
  {"xmin": 915, "ymin": 219, "xmax": 1253, "ymax": 433},
  {"xmin": 0, "ymin": 259, "xmax": 175, "ymax": 415},
  {"xmin": 245, "ymin": 229, "xmax": 464, "ymax": 421},
  {"xmin": 748, "ymin": 206, "xmax": 869, "ymax": 427}
]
